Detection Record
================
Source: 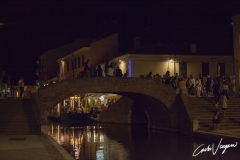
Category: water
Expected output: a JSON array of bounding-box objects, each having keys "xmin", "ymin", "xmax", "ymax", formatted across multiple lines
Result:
[{"xmin": 47, "ymin": 120, "xmax": 240, "ymax": 160}]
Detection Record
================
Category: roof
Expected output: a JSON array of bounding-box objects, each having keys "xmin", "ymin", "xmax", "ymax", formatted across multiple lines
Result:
[{"xmin": 126, "ymin": 43, "xmax": 233, "ymax": 56}]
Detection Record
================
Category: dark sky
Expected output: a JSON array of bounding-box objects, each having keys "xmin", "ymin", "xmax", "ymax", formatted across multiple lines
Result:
[{"xmin": 0, "ymin": 1, "xmax": 239, "ymax": 84}]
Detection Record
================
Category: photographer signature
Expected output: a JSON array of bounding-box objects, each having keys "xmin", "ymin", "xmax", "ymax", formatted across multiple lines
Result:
[{"xmin": 193, "ymin": 138, "xmax": 238, "ymax": 156}]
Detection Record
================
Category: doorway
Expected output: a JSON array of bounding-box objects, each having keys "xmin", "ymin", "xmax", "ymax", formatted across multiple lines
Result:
[
  {"xmin": 179, "ymin": 62, "xmax": 187, "ymax": 77},
  {"xmin": 217, "ymin": 63, "xmax": 225, "ymax": 76}
]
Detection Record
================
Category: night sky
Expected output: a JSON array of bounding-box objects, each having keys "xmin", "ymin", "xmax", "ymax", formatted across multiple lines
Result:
[{"xmin": 0, "ymin": 1, "xmax": 239, "ymax": 84}]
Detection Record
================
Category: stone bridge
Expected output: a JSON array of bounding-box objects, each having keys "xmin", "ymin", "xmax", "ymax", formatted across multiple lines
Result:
[{"xmin": 31, "ymin": 77, "xmax": 192, "ymax": 134}]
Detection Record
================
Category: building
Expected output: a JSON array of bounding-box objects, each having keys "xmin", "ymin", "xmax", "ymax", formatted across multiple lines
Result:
[
  {"xmin": 231, "ymin": 14, "xmax": 240, "ymax": 94},
  {"xmin": 56, "ymin": 33, "xmax": 118, "ymax": 80},
  {"xmin": 36, "ymin": 38, "xmax": 90, "ymax": 85},
  {"xmin": 101, "ymin": 43, "xmax": 234, "ymax": 83}
]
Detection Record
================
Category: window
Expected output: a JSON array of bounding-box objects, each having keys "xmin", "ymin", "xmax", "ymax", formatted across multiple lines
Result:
[
  {"xmin": 67, "ymin": 61, "xmax": 69, "ymax": 71},
  {"xmin": 202, "ymin": 63, "xmax": 209, "ymax": 77},
  {"xmin": 78, "ymin": 57, "xmax": 80, "ymax": 68},
  {"xmin": 71, "ymin": 60, "xmax": 74, "ymax": 70},
  {"xmin": 74, "ymin": 58, "xmax": 77, "ymax": 69},
  {"xmin": 82, "ymin": 55, "xmax": 85, "ymax": 67}
]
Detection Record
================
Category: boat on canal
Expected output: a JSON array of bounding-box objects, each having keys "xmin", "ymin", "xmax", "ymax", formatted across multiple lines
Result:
[{"xmin": 60, "ymin": 112, "xmax": 91, "ymax": 126}]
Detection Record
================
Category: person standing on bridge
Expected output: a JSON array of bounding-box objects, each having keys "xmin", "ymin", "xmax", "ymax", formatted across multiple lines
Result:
[
  {"xmin": 18, "ymin": 77, "xmax": 24, "ymax": 97},
  {"xmin": 146, "ymin": 72, "xmax": 153, "ymax": 78},
  {"xmin": 115, "ymin": 66, "xmax": 123, "ymax": 77},
  {"xmin": 1, "ymin": 71, "xmax": 9, "ymax": 97},
  {"xmin": 106, "ymin": 64, "xmax": 114, "ymax": 77},
  {"xmin": 89, "ymin": 64, "xmax": 96, "ymax": 77},
  {"xmin": 123, "ymin": 71, "xmax": 128, "ymax": 78},
  {"xmin": 83, "ymin": 59, "xmax": 90, "ymax": 77},
  {"xmin": 96, "ymin": 65, "xmax": 103, "ymax": 77}
]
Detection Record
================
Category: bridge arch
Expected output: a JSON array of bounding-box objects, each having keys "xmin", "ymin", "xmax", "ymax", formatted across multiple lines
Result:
[{"xmin": 33, "ymin": 77, "xmax": 177, "ymax": 127}]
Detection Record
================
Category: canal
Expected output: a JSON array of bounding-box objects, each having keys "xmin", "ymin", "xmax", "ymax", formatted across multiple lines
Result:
[{"xmin": 47, "ymin": 120, "xmax": 240, "ymax": 160}]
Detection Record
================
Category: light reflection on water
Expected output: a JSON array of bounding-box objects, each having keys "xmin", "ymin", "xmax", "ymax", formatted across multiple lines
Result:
[{"xmin": 47, "ymin": 120, "xmax": 240, "ymax": 160}]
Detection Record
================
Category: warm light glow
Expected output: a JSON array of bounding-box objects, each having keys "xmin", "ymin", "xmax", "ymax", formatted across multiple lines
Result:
[
  {"xmin": 169, "ymin": 59, "xmax": 174, "ymax": 63},
  {"xmin": 99, "ymin": 96, "xmax": 104, "ymax": 101}
]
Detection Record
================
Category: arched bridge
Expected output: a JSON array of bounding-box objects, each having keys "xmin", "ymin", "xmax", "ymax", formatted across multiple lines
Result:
[{"xmin": 31, "ymin": 77, "xmax": 191, "ymax": 134}]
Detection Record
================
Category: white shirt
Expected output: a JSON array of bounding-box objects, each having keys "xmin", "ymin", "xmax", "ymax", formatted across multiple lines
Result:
[
  {"xmin": 189, "ymin": 78, "xmax": 195, "ymax": 87},
  {"xmin": 107, "ymin": 67, "xmax": 114, "ymax": 76},
  {"xmin": 18, "ymin": 79, "xmax": 24, "ymax": 87},
  {"xmin": 222, "ymin": 84, "xmax": 228, "ymax": 90}
]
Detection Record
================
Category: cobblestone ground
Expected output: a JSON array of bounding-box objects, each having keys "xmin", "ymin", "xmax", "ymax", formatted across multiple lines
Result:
[{"xmin": 39, "ymin": 133, "xmax": 66, "ymax": 160}]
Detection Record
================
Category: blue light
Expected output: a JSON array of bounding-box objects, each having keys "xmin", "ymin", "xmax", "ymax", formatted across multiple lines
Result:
[{"xmin": 127, "ymin": 58, "xmax": 132, "ymax": 77}]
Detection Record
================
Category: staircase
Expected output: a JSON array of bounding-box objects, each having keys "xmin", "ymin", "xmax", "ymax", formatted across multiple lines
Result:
[
  {"xmin": 186, "ymin": 96, "xmax": 240, "ymax": 131},
  {"xmin": 0, "ymin": 98, "xmax": 41, "ymax": 135}
]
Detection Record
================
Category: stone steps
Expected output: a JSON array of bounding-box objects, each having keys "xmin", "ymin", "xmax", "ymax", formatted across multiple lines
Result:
[
  {"xmin": 0, "ymin": 98, "xmax": 41, "ymax": 135},
  {"xmin": 185, "ymin": 96, "xmax": 240, "ymax": 131}
]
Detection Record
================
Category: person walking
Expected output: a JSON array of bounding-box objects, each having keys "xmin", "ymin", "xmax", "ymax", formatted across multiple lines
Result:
[
  {"xmin": 205, "ymin": 75, "xmax": 212, "ymax": 97},
  {"xmin": 188, "ymin": 75, "xmax": 196, "ymax": 96},
  {"xmin": 18, "ymin": 77, "xmax": 24, "ymax": 97},
  {"xmin": 222, "ymin": 81, "xmax": 229, "ymax": 100},
  {"xmin": 212, "ymin": 79, "xmax": 221, "ymax": 105},
  {"xmin": 195, "ymin": 77, "xmax": 202, "ymax": 97},
  {"xmin": 173, "ymin": 73, "xmax": 179, "ymax": 88},
  {"xmin": 177, "ymin": 77, "xmax": 187, "ymax": 94},
  {"xmin": 222, "ymin": 92, "xmax": 228, "ymax": 118},
  {"xmin": 212, "ymin": 109, "xmax": 221, "ymax": 130}
]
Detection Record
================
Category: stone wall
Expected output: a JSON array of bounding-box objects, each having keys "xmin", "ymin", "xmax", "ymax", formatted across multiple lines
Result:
[
  {"xmin": 32, "ymin": 77, "xmax": 193, "ymax": 135},
  {"xmin": 99, "ymin": 94, "xmax": 192, "ymax": 135},
  {"xmin": 98, "ymin": 97, "xmax": 133, "ymax": 124}
]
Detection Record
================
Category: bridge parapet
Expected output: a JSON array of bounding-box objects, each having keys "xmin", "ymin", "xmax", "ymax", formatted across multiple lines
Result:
[{"xmin": 38, "ymin": 77, "xmax": 176, "ymax": 108}]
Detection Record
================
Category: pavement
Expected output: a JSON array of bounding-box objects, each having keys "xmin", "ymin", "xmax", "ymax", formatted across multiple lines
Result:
[
  {"xmin": 0, "ymin": 126, "xmax": 239, "ymax": 160},
  {"xmin": 193, "ymin": 129, "xmax": 240, "ymax": 144},
  {"xmin": 0, "ymin": 126, "xmax": 74, "ymax": 160}
]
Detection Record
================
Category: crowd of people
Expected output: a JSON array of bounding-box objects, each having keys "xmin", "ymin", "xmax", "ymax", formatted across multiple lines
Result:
[
  {"xmin": 0, "ymin": 71, "xmax": 25, "ymax": 97},
  {"xmin": 77, "ymin": 59, "xmax": 128, "ymax": 78},
  {"xmin": 143, "ymin": 70, "xmax": 237, "ymax": 130},
  {"xmin": 144, "ymin": 71, "xmax": 236, "ymax": 100}
]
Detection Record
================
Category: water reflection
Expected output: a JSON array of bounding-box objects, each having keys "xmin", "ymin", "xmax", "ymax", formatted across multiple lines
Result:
[{"xmin": 47, "ymin": 120, "xmax": 240, "ymax": 160}]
